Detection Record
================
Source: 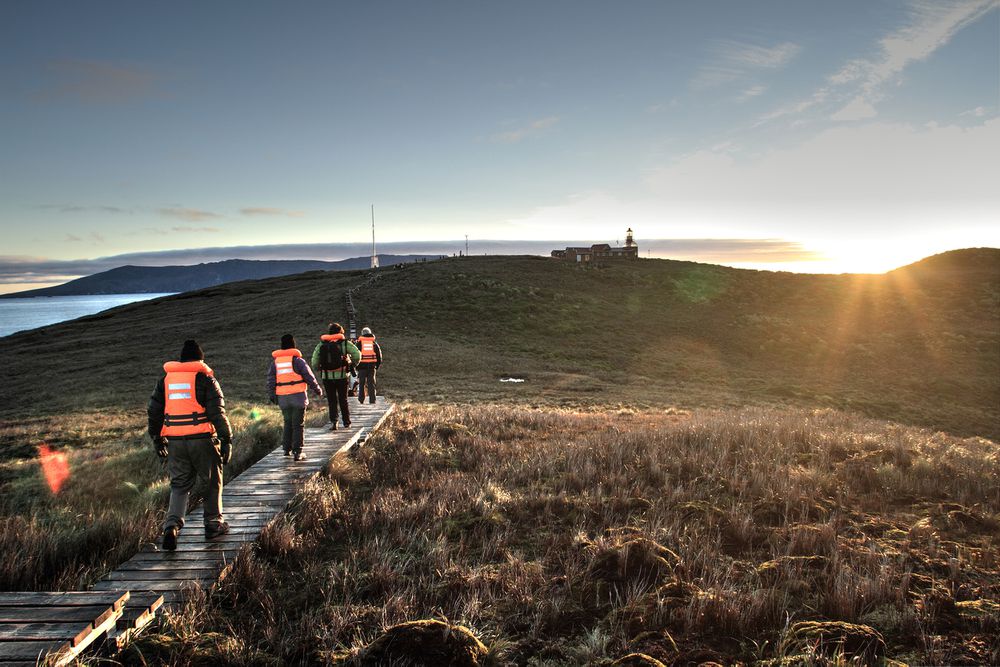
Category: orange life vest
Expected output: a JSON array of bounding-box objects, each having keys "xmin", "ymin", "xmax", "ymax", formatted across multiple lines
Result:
[
  {"xmin": 358, "ymin": 335, "xmax": 377, "ymax": 363},
  {"xmin": 161, "ymin": 360, "xmax": 216, "ymax": 437},
  {"xmin": 320, "ymin": 333, "xmax": 348, "ymax": 371},
  {"xmin": 273, "ymin": 349, "xmax": 307, "ymax": 395}
]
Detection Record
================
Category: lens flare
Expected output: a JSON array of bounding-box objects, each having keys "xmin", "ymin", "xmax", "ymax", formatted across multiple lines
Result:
[{"xmin": 37, "ymin": 444, "xmax": 70, "ymax": 495}]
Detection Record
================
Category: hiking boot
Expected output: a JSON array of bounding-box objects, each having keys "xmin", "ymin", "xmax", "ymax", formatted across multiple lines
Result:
[
  {"xmin": 343, "ymin": 420, "xmax": 351, "ymax": 428},
  {"xmin": 294, "ymin": 452, "xmax": 306, "ymax": 462},
  {"xmin": 162, "ymin": 526, "xmax": 178, "ymax": 551},
  {"xmin": 205, "ymin": 521, "xmax": 230, "ymax": 539},
  {"xmin": 283, "ymin": 449, "xmax": 292, "ymax": 456},
  {"xmin": 369, "ymin": 398, "xmax": 376, "ymax": 404},
  {"xmin": 330, "ymin": 422, "xmax": 338, "ymax": 431}
]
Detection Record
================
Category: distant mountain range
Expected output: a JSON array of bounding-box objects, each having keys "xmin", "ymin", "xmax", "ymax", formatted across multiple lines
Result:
[{"xmin": 1, "ymin": 255, "xmax": 442, "ymax": 298}]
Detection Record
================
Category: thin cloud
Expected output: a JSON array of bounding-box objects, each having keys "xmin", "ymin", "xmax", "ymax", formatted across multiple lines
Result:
[
  {"xmin": 694, "ymin": 40, "xmax": 800, "ymax": 89},
  {"xmin": 719, "ymin": 40, "xmax": 800, "ymax": 68},
  {"xmin": 171, "ymin": 226, "xmax": 220, "ymax": 233},
  {"xmin": 31, "ymin": 60, "xmax": 158, "ymax": 104},
  {"xmin": 240, "ymin": 207, "xmax": 306, "ymax": 217},
  {"xmin": 960, "ymin": 106, "xmax": 989, "ymax": 117},
  {"xmin": 757, "ymin": 1, "xmax": 995, "ymax": 126},
  {"xmin": 828, "ymin": 0, "xmax": 995, "ymax": 119},
  {"xmin": 756, "ymin": 89, "xmax": 829, "ymax": 124},
  {"xmin": 159, "ymin": 207, "xmax": 223, "ymax": 222},
  {"xmin": 830, "ymin": 96, "xmax": 878, "ymax": 121},
  {"xmin": 643, "ymin": 118, "xmax": 1000, "ymax": 223},
  {"xmin": 737, "ymin": 85, "xmax": 767, "ymax": 102},
  {"xmin": 61, "ymin": 232, "xmax": 105, "ymax": 243},
  {"xmin": 38, "ymin": 204, "xmax": 132, "ymax": 214},
  {"xmin": 491, "ymin": 116, "xmax": 559, "ymax": 143}
]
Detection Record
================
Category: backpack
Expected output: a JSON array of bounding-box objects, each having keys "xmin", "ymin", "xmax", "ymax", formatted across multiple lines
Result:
[{"xmin": 319, "ymin": 340, "xmax": 351, "ymax": 372}]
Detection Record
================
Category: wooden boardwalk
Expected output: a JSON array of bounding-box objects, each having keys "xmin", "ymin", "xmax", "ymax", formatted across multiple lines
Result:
[
  {"xmin": 0, "ymin": 398, "xmax": 393, "ymax": 665},
  {"xmin": 93, "ymin": 397, "xmax": 393, "ymax": 604},
  {"xmin": 0, "ymin": 590, "xmax": 163, "ymax": 666}
]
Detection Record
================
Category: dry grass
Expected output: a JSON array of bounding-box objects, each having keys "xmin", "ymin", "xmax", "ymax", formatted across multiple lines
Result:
[
  {"xmin": 0, "ymin": 404, "xmax": 289, "ymax": 590},
  {"xmin": 128, "ymin": 404, "xmax": 1000, "ymax": 666}
]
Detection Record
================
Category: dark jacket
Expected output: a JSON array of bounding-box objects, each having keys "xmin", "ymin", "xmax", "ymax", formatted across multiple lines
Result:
[{"xmin": 148, "ymin": 370, "xmax": 232, "ymax": 441}]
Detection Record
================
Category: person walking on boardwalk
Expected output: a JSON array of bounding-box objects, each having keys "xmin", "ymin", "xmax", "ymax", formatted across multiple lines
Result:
[
  {"xmin": 310, "ymin": 323, "xmax": 361, "ymax": 431},
  {"xmin": 268, "ymin": 334, "xmax": 323, "ymax": 461},
  {"xmin": 356, "ymin": 326, "xmax": 382, "ymax": 404},
  {"xmin": 148, "ymin": 339, "xmax": 233, "ymax": 551}
]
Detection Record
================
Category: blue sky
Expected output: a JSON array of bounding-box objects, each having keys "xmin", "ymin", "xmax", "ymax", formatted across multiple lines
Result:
[{"xmin": 1, "ymin": 1, "xmax": 997, "ymax": 290}]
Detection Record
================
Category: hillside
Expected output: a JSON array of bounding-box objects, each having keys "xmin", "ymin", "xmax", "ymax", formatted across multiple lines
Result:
[
  {"xmin": 0, "ymin": 250, "xmax": 997, "ymax": 665},
  {"xmin": 0, "ymin": 249, "xmax": 997, "ymax": 439},
  {"xmin": 0, "ymin": 255, "xmax": 440, "ymax": 298}
]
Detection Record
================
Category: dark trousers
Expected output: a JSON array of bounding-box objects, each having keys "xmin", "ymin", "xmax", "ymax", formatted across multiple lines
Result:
[
  {"xmin": 281, "ymin": 406, "xmax": 305, "ymax": 455},
  {"xmin": 165, "ymin": 436, "xmax": 223, "ymax": 530},
  {"xmin": 357, "ymin": 364, "xmax": 377, "ymax": 403},
  {"xmin": 323, "ymin": 378, "xmax": 350, "ymax": 425}
]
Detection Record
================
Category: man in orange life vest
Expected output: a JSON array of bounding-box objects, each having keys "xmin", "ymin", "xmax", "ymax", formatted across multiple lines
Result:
[
  {"xmin": 356, "ymin": 326, "xmax": 382, "ymax": 404},
  {"xmin": 267, "ymin": 334, "xmax": 323, "ymax": 461},
  {"xmin": 148, "ymin": 339, "xmax": 233, "ymax": 551}
]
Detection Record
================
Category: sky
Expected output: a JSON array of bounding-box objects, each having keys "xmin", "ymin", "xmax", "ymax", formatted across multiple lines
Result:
[{"xmin": 1, "ymin": 1, "xmax": 998, "ymax": 292}]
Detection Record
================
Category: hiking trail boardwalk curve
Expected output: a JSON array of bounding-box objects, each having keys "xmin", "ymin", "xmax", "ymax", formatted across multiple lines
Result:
[{"xmin": 0, "ymin": 398, "xmax": 393, "ymax": 666}]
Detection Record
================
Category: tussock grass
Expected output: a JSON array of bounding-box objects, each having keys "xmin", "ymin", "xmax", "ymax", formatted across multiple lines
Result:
[{"xmin": 130, "ymin": 404, "xmax": 1000, "ymax": 665}]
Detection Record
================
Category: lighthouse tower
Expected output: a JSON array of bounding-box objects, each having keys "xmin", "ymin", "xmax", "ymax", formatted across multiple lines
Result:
[{"xmin": 625, "ymin": 227, "xmax": 635, "ymax": 247}]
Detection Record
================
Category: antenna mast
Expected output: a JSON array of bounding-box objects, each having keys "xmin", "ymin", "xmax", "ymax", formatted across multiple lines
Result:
[{"xmin": 370, "ymin": 204, "xmax": 379, "ymax": 269}]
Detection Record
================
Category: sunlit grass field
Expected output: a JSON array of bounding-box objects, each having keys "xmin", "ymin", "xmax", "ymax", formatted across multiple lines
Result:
[
  {"xmin": 0, "ymin": 250, "xmax": 996, "ymax": 664},
  {"xmin": 127, "ymin": 405, "xmax": 999, "ymax": 665}
]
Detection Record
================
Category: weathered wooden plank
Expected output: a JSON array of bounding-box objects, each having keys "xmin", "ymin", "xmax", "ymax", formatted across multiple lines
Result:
[
  {"xmin": 0, "ymin": 606, "xmax": 109, "ymax": 623},
  {"xmin": 103, "ymin": 569, "xmax": 218, "ymax": 582},
  {"xmin": 203, "ymin": 516, "xmax": 282, "ymax": 523},
  {"xmin": 92, "ymin": 580, "xmax": 208, "ymax": 592},
  {"xmin": 115, "ymin": 560, "xmax": 231, "ymax": 572},
  {"xmin": 0, "ymin": 640, "xmax": 68, "ymax": 661},
  {"xmin": 0, "ymin": 622, "xmax": 93, "ymax": 646},
  {"xmin": 0, "ymin": 593, "xmax": 128, "ymax": 611},
  {"xmin": 125, "ymin": 549, "xmax": 242, "ymax": 562}
]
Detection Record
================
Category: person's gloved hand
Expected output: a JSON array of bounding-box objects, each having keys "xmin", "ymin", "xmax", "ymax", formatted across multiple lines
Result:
[
  {"xmin": 155, "ymin": 437, "xmax": 169, "ymax": 459},
  {"xmin": 219, "ymin": 437, "xmax": 232, "ymax": 465}
]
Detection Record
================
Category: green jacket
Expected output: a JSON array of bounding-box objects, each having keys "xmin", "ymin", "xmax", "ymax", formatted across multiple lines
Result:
[{"xmin": 311, "ymin": 337, "xmax": 361, "ymax": 380}]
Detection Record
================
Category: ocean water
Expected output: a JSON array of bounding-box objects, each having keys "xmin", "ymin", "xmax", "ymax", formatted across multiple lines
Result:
[{"xmin": 0, "ymin": 294, "xmax": 174, "ymax": 337}]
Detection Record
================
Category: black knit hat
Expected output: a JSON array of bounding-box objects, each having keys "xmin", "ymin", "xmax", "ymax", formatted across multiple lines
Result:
[
  {"xmin": 281, "ymin": 334, "xmax": 295, "ymax": 349},
  {"xmin": 328, "ymin": 322, "xmax": 343, "ymax": 334},
  {"xmin": 179, "ymin": 339, "xmax": 204, "ymax": 361}
]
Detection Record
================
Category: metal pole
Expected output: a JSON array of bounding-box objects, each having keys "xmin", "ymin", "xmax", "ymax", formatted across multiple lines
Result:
[{"xmin": 370, "ymin": 204, "xmax": 379, "ymax": 269}]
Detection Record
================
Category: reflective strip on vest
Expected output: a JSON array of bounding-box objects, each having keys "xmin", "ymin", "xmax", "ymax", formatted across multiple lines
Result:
[
  {"xmin": 161, "ymin": 370, "xmax": 215, "ymax": 437},
  {"xmin": 274, "ymin": 354, "xmax": 307, "ymax": 395},
  {"xmin": 359, "ymin": 336, "xmax": 377, "ymax": 363}
]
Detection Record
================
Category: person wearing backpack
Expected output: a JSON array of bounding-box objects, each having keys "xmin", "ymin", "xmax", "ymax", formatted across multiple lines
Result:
[
  {"xmin": 311, "ymin": 323, "xmax": 361, "ymax": 431},
  {"xmin": 267, "ymin": 334, "xmax": 323, "ymax": 461},
  {"xmin": 356, "ymin": 326, "xmax": 382, "ymax": 404},
  {"xmin": 148, "ymin": 339, "xmax": 233, "ymax": 550}
]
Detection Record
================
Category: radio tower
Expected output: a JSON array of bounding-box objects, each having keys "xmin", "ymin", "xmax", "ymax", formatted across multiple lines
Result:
[{"xmin": 370, "ymin": 204, "xmax": 379, "ymax": 269}]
